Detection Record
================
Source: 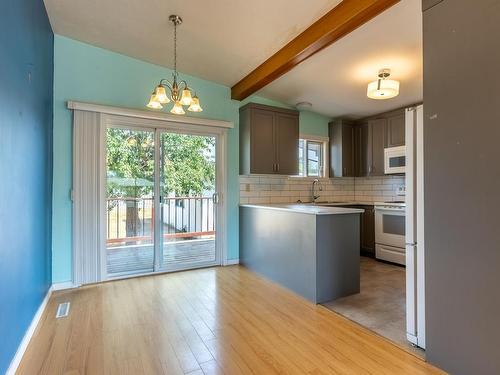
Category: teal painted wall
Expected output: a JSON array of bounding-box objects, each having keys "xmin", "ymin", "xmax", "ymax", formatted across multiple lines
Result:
[
  {"xmin": 52, "ymin": 35, "xmax": 241, "ymax": 282},
  {"xmin": 299, "ymin": 111, "xmax": 331, "ymax": 137},
  {"xmin": 242, "ymin": 96, "xmax": 331, "ymax": 136},
  {"xmin": 52, "ymin": 35, "xmax": 330, "ymax": 282}
]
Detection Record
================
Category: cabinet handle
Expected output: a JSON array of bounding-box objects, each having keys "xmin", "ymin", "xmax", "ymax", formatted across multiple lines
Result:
[
  {"xmin": 343, "ymin": 167, "xmax": 347, "ymax": 175},
  {"xmin": 272, "ymin": 163, "xmax": 276, "ymax": 172},
  {"xmin": 277, "ymin": 163, "xmax": 280, "ymax": 172}
]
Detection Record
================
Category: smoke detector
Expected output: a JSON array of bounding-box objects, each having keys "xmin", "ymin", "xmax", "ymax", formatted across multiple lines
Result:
[{"xmin": 295, "ymin": 102, "xmax": 313, "ymax": 111}]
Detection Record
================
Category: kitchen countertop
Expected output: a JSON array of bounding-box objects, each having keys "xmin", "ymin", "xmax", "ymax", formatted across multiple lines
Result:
[
  {"xmin": 311, "ymin": 201, "xmax": 376, "ymax": 206},
  {"xmin": 239, "ymin": 203, "xmax": 364, "ymax": 215}
]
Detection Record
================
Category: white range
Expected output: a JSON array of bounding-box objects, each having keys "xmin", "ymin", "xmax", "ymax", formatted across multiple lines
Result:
[{"xmin": 374, "ymin": 201, "xmax": 406, "ymax": 265}]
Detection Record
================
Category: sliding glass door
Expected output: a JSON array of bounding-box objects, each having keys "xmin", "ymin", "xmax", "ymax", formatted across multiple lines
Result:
[
  {"xmin": 106, "ymin": 128, "xmax": 155, "ymax": 276},
  {"xmin": 105, "ymin": 125, "xmax": 220, "ymax": 278},
  {"xmin": 157, "ymin": 131, "xmax": 218, "ymax": 271}
]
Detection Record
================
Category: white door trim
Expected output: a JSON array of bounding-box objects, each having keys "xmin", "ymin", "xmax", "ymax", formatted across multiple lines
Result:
[{"xmin": 100, "ymin": 114, "xmax": 228, "ymax": 280}]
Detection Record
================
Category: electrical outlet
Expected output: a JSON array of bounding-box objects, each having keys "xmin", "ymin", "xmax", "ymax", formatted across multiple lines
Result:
[
  {"xmin": 245, "ymin": 183, "xmax": 250, "ymax": 192},
  {"xmin": 396, "ymin": 185, "xmax": 406, "ymax": 196}
]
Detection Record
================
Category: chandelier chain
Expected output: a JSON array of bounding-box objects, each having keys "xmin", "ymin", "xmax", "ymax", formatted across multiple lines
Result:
[{"xmin": 173, "ymin": 21, "xmax": 177, "ymax": 76}]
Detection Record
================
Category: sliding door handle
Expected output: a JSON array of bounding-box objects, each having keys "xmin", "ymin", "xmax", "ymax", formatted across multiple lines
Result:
[{"xmin": 212, "ymin": 193, "xmax": 220, "ymax": 204}]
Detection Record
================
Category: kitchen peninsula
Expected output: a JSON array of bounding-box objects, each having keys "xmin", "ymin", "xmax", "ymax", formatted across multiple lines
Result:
[{"xmin": 240, "ymin": 204, "xmax": 363, "ymax": 303}]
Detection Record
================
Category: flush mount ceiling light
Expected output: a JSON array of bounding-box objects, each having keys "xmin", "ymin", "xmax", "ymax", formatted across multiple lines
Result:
[
  {"xmin": 147, "ymin": 15, "xmax": 203, "ymax": 114},
  {"xmin": 367, "ymin": 69, "xmax": 400, "ymax": 100}
]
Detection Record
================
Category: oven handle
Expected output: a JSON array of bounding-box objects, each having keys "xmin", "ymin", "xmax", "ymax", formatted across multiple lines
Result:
[{"xmin": 375, "ymin": 206, "xmax": 406, "ymax": 213}]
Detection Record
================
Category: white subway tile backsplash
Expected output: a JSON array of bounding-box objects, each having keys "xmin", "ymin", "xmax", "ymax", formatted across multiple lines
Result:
[
  {"xmin": 239, "ymin": 175, "xmax": 404, "ymax": 204},
  {"xmin": 248, "ymin": 197, "xmax": 270, "ymax": 204}
]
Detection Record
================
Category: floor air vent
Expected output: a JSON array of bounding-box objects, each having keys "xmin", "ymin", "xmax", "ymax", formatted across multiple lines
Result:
[{"xmin": 56, "ymin": 302, "xmax": 70, "ymax": 318}]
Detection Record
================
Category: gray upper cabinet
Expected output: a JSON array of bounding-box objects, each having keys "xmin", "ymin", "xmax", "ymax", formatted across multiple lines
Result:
[
  {"xmin": 354, "ymin": 123, "xmax": 369, "ymax": 177},
  {"xmin": 275, "ymin": 113, "xmax": 299, "ymax": 175},
  {"xmin": 369, "ymin": 118, "xmax": 386, "ymax": 176},
  {"xmin": 329, "ymin": 120, "xmax": 355, "ymax": 177},
  {"xmin": 239, "ymin": 103, "xmax": 299, "ymax": 175},
  {"xmin": 332, "ymin": 106, "xmax": 408, "ymax": 178},
  {"xmin": 386, "ymin": 112, "xmax": 405, "ymax": 147}
]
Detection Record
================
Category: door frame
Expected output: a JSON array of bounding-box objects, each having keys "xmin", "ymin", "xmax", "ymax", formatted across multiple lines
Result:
[{"xmin": 101, "ymin": 113, "xmax": 228, "ymax": 281}]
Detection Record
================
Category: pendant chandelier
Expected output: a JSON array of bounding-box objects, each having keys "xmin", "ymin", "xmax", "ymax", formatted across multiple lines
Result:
[
  {"xmin": 367, "ymin": 69, "xmax": 400, "ymax": 100},
  {"xmin": 147, "ymin": 15, "xmax": 202, "ymax": 114}
]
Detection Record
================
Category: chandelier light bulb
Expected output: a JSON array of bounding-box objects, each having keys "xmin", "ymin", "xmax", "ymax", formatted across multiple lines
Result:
[
  {"xmin": 154, "ymin": 85, "xmax": 170, "ymax": 104},
  {"xmin": 180, "ymin": 89, "xmax": 193, "ymax": 106},
  {"xmin": 147, "ymin": 93, "xmax": 163, "ymax": 109},
  {"xmin": 170, "ymin": 101, "xmax": 186, "ymax": 115},
  {"xmin": 188, "ymin": 95, "xmax": 203, "ymax": 112}
]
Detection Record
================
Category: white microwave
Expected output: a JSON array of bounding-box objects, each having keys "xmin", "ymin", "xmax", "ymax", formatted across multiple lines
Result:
[{"xmin": 384, "ymin": 146, "xmax": 406, "ymax": 174}]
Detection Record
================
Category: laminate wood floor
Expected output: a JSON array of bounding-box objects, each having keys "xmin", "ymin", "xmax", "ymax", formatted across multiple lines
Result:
[{"xmin": 17, "ymin": 266, "xmax": 444, "ymax": 375}]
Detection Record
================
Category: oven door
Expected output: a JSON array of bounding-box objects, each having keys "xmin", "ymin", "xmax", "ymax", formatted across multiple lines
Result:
[
  {"xmin": 384, "ymin": 146, "xmax": 406, "ymax": 174},
  {"xmin": 375, "ymin": 206, "xmax": 406, "ymax": 248}
]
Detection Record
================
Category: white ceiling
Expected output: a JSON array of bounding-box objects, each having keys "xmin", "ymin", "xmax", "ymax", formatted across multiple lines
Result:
[
  {"xmin": 258, "ymin": 0, "xmax": 423, "ymax": 119},
  {"xmin": 43, "ymin": 0, "xmax": 341, "ymax": 87},
  {"xmin": 44, "ymin": 0, "xmax": 422, "ymax": 119}
]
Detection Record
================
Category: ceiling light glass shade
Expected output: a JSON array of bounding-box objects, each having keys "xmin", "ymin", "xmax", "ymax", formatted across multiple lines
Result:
[
  {"xmin": 147, "ymin": 94, "xmax": 163, "ymax": 109},
  {"xmin": 154, "ymin": 85, "xmax": 170, "ymax": 104},
  {"xmin": 187, "ymin": 96, "xmax": 203, "ymax": 112},
  {"xmin": 367, "ymin": 79, "xmax": 400, "ymax": 100},
  {"xmin": 180, "ymin": 89, "xmax": 193, "ymax": 105},
  {"xmin": 170, "ymin": 101, "xmax": 186, "ymax": 115}
]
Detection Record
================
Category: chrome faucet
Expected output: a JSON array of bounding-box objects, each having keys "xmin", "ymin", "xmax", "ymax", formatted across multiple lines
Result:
[{"xmin": 311, "ymin": 179, "xmax": 323, "ymax": 203}]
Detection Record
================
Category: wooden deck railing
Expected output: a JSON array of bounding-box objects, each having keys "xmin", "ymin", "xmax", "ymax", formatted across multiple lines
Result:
[{"xmin": 106, "ymin": 196, "xmax": 215, "ymax": 245}]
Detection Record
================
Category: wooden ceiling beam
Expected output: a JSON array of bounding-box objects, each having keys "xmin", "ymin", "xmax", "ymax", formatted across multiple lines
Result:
[{"xmin": 231, "ymin": 0, "xmax": 400, "ymax": 101}]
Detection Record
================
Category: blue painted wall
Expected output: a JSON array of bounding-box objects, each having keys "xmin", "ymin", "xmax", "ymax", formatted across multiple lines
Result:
[
  {"xmin": 51, "ymin": 35, "xmax": 330, "ymax": 283},
  {"xmin": 0, "ymin": 0, "xmax": 53, "ymax": 373}
]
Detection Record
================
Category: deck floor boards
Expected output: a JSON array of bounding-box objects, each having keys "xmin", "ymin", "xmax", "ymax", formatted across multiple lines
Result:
[{"xmin": 107, "ymin": 239, "xmax": 215, "ymax": 275}]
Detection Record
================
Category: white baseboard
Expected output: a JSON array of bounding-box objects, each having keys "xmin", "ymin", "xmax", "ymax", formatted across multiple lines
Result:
[
  {"xmin": 224, "ymin": 258, "xmax": 240, "ymax": 266},
  {"xmin": 6, "ymin": 286, "xmax": 53, "ymax": 375},
  {"xmin": 52, "ymin": 281, "xmax": 79, "ymax": 291}
]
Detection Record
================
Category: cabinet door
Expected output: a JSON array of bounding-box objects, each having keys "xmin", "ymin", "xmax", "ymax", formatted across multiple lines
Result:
[
  {"xmin": 368, "ymin": 119, "xmax": 386, "ymax": 176},
  {"xmin": 342, "ymin": 123, "xmax": 355, "ymax": 176},
  {"xmin": 360, "ymin": 206, "xmax": 375, "ymax": 254},
  {"xmin": 275, "ymin": 113, "xmax": 299, "ymax": 175},
  {"xmin": 250, "ymin": 109, "xmax": 276, "ymax": 174},
  {"xmin": 386, "ymin": 113, "xmax": 406, "ymax": 147},
  {"xmin": 355, "ymin": 123, "xmax": 369, "ymax": 176}
]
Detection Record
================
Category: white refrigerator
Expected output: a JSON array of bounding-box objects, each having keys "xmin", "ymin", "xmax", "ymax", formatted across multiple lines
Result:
[{"xmin": 405, "ymin": 105, "xmax": 426, "ymax": 349}]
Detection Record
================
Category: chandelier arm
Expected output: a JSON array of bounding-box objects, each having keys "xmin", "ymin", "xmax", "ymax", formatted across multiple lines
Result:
[
  {"xmin": 160, "ymin": 79, "xmax": 174, "ymax": 92},
  {"xmin": 180, "ymin": 80, "xmax": 189, "ymax": 91}
]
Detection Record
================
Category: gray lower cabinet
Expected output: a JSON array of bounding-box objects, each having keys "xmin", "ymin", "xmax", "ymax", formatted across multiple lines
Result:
[
  {"xmin": 360, "ymin": 205, "xmax": 375, "ymax": 255},
  {"xmin": 240, "ymin": 103, "xmax": 299, "ymax": 175},
  {"xmin": 339, "ymin": 204, "xmax": 375, "ymax": 255}
]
